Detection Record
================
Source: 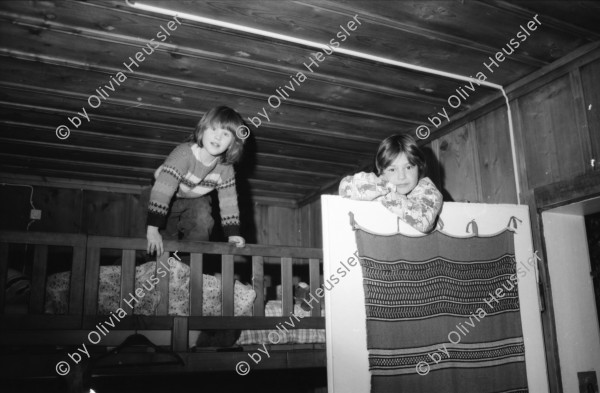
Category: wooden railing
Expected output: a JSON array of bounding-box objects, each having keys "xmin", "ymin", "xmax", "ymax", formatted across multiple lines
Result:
[{"xmin": 0, "ymin": 231, "xmax": 324, "ymax": 345}]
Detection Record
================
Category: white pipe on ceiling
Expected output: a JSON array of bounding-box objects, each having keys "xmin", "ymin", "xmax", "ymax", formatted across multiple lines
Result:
[{"xmin": 125, "ymin": 0, "xmax": 522, "ymax": 204}]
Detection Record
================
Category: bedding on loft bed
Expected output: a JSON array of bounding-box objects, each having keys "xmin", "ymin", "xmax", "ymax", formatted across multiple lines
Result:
[
  {"xmin": 44, "ymin": 259, "xmax": 256, "ymax": 316},
  {"xmin": 237, "ymin": 300, "xmax": 325, "ymax": 345},
  {"xmin": 43, "ymin": 259, "xmax": 326, "ymax": 345}
]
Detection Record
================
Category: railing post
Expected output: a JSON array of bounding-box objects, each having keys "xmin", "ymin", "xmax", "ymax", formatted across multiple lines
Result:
[
  {"xmin": 252, "ymin": 256, "xmax": 264, "ymax": 316},
  {"xmin": 190, "ymin": 253, "xmax": 204, "ymax": 316},
  {"xmin": 309, "ymin": 258, "xmax": 322, "ymax": 317},
  {"xmin": 156, "ymin": 252, "xmax": 170, "ymax": 315},
  {"xmin": 29, "ymin": 245, "xmax": 48, "ymax": 314},
  {"xmin": 222, "ymin": 255, "xmax": 234, "ymax": 316},
  {"xmin": 68, "ymin": 237, "xmax": 87, "ymax": 316},
  {"xmin": 119, "ymin": 250, "xmax": 136, "ymax": 312},
  {"xmin": 83, "ymin": 246, "xmax": 100, "ymax": 316},
  {"xmin": 281, "ymin": 257, "xmax": 293, "ymax": 316}
]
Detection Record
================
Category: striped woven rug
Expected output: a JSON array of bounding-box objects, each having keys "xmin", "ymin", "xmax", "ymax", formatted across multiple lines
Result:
[{"xmin": 354, "ymin": 224, "xmax": 528, "ymax": 393}]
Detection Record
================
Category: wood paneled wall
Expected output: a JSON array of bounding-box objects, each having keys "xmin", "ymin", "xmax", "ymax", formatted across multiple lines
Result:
[
  {"xmin": 581, "ymin": 60, "xmax": 600, "ymax": 161},
  {"xmin": 0, "ymin": 181, "xmax": 320, "ymax": 247},
  {"xmin": 425, "ymin": 105, "xmax": 517, "ymax": 204},
  {"xmin": 425, "ymin": 50, "xmax": 600, "ymax": 204},
  {"xmin": 252, "ymin": 203, "xmax": 301, "ymax": 246},
  {"xmin": 300, "ymin": 199, "xmax": 322, "ymax": 249},
  {"xmin": 516, "ymin": 74, "xmax": 590, "ymax": 188},
  {"xmin": 423, "ymin": 46, "xmax": 600, "ymax": 393},
  {"xmin": 0, "ymin": 183, "xmax": 147, "ymax": 237}
]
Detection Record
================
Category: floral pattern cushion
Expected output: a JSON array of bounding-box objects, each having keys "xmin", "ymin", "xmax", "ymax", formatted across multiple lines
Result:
[{"xmin": 44, "ymin": 260, "xmax": 255, "ymax": 316}]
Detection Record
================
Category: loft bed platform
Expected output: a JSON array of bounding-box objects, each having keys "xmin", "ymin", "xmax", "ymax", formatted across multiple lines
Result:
[{"xmin": 0, "ymin": 231, "xmax": 325, "ymax": 383}]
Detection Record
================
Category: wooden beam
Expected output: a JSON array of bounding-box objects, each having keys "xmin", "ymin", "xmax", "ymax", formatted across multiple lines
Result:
[
  {"xmin": 0, "ymin": 131, "xmax": 367, "ymax": 172},
  {"xmin": 0, "ymin": 349, "xmax": 325, "ymax": 378},
  {"xmin": 0, "ymin": 100, "xmax": 384, "ymax": 145},
  {"xmin": 251, "ymin": 196, "xmax": 298, "ymax": 208},
  {"xmin": 247, "ymin": 178, "xmax": 318, "ymax": 194},
  {"xmin": 0, "ymin": 168, "xmax": 307, "ymax": 207},
  {"xmin": 534, "ymin": 171, "xmax": 600, "ymax": 212},
  {"xmin": 187, "ymin": 316, "xmax": 324, "ymax": 330},
  {"xmin": 0, "ymin": 149, "xmax": 340, "ymax": 183},
  {"xmin": 1, "ymin": 134, "xmax": 359, "ymax": 171},
  {"xmin": 480, "ymin": 0, "xmax": 600, "ymax": 41},
  {"xmin": 0, "ymin": 165, "xmax": 151, "ymax": 187},
  {"xmin": 82, "ymin": 234, "xmax": 323, "ymax": 259},
  {"xmin": 0, "ymin": 231, "xmax": 87, "ymax": 246},
  {"xmin": 303, "ymin": 0, "xmax": 547, "ymax": 68}
]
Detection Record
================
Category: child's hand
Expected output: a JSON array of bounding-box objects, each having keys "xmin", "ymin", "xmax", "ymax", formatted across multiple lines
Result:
[
  {"xmin": 147, "ymin": 225, "xmax": 164, "ymax": 255},
  {"xmin": 228, "ymin": 236, "xmax": 245, "ymax": 248}
]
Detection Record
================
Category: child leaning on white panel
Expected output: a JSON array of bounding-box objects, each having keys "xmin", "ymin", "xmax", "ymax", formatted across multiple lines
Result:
[{"xmin": 339, "ymin": 134, "xmax": 443, "ymax": 233}]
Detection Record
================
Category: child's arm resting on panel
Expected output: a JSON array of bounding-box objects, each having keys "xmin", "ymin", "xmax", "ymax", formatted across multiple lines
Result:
[
  {"xmin": 379, "ymin": 177, "xmax": 443, "ymax": 233},
  {"xmin": 338, "ymin": 172, "xmax": 392, "ymax": 201}
]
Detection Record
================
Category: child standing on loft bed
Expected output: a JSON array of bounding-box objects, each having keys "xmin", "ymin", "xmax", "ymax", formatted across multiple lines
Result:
[
  {"xmin": 339, "ymin": 134, "xmax": 443, "ymax": 233},
  {"xmin": 146, "ymin": 105, "xmax": 247, "ymax": 255}
]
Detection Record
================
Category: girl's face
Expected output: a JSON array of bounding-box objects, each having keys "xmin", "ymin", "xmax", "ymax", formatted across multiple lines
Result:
[
  {"xmin": 201, "ymin": 125, "xmax": 233, "ymax": 158},
  {"xmin": 381, "ymin": 152, "xmax": 419, "ymax": 195}
]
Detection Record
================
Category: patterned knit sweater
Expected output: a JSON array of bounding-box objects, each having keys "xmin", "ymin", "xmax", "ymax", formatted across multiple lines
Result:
[
  {"xmin": 339, "ymin": 172, "xmax": 443, "ymax": 233},
  {"xmin": 147, "ymin": 143, "xmax": 240, "ymax": 237}
]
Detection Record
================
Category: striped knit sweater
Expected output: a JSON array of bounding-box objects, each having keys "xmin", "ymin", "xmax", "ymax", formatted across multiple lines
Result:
[{"xmin": 147, "ymin": 142, "xmax": 240, "ymax": 237}]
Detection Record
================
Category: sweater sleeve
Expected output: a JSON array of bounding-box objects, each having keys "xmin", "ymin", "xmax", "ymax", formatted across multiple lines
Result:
[
  {"xmin": 147, "ymin": 144, "xmax": 192, "ymax": 228},
  {"xmin": 216, "ymin": 165, "xmax": 241, "ymax": 237},
  {"xmin": 379, "ymin": 177, "xmax": 443, "ymax": 233},
  {"xmin": 338, "ymin": 172, "xmax": 392, "ymax": 200}
]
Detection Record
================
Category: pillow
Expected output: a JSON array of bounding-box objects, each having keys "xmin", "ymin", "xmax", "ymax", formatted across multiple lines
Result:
[
  {"xmin": 199, "ymin": 272, "xmax": 256, "ymax": 316},
  {"xmin": 45, "ymin": 265, "xmax": 160, "ymax": 315},
  {"xmin": 45, "ymin": 271, "xmax": 69, "ymax": 314},
  {"xmin": 44, "ymin": 260, "xmax": 256, "ymax": 317}
]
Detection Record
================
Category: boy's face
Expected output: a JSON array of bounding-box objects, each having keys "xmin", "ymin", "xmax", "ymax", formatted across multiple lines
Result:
[
  {"xmin": 380, "ymin": 152, "xmax": 419, "ymax": 195},
  {"xmin": 201, "ymin": 125, "xmax": 233, "ymax": 158}
]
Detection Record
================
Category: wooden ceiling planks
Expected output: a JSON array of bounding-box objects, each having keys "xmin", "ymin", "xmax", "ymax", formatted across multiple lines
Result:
[
  {"xmin": 0, "ymin": 2, "xmax": 458, "ymax": 108},
  {"xmin": 0, "ymin": 35, "xmax": 420, "ymax": 136},
  {"xmin": 1, "ymin": 0, "xmax": 599, "ymax": 205},
  {"xmin": 480, "ymin": 1, "xmax": 600, "ymax": 42},
  {"xmin": 302, "ymin": 0, "xmax": 548, "ymax": 68},
  {"xmin": 0, "ymin": 17, "xmax": 439, "ymax": 124},
  {"xmin": 135, "ymin": 0, "xmax": 546, "ymax": 81}
]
